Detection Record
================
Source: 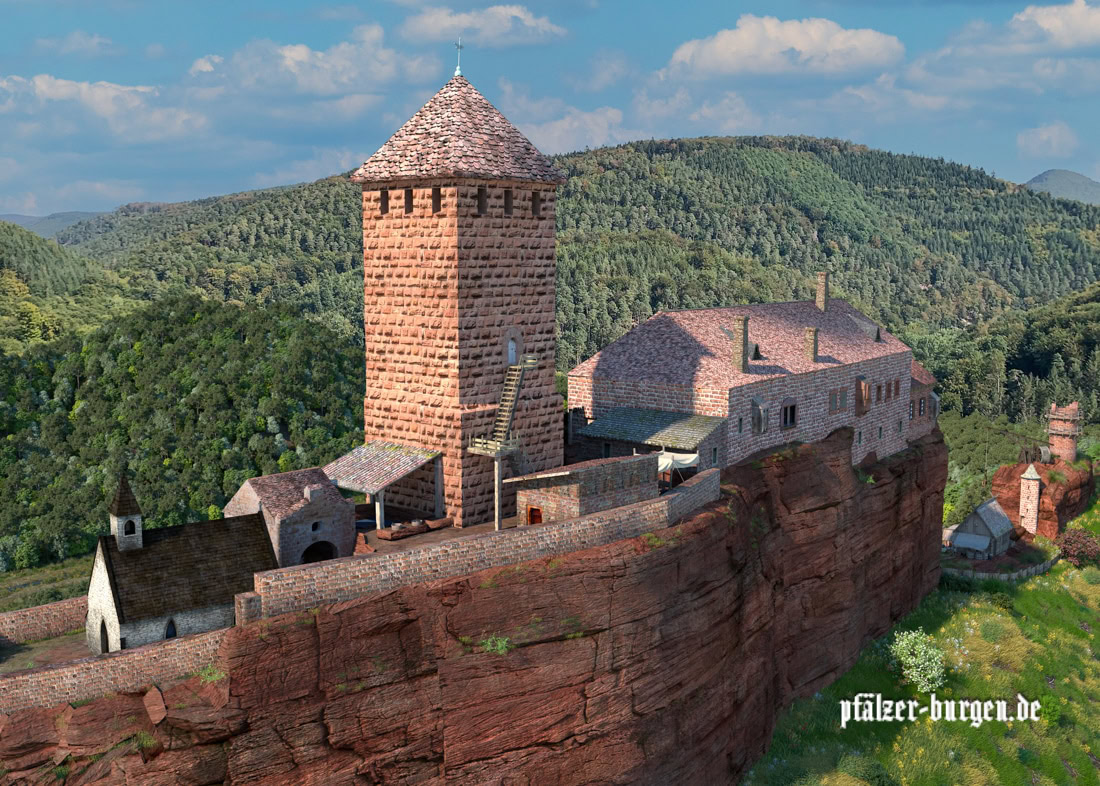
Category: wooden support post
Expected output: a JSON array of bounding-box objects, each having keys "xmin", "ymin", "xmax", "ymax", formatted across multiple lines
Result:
[
  {"xmin": 494, "ymin": 458, "xmax": 503, "ymax": 532},
  {"xmin": 434, "ymin": 456, "xmax": 444, "ymax": 519},
  {"xmin": 375, "ymin": 489, "xmax": 386, "ymax": 530}
]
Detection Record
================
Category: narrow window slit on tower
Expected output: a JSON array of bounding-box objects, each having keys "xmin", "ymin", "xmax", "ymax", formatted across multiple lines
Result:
[
  {"xmin": 380, "ymin": 189, "xmax": 389, "ymax": 214},
  {"xmin": 477, "ymin": 186, "xmax": 487, "ymax": 215},
  {"xmin": 504, "ymin": 188, "xmax": 513, "ymax": 215},
  {"xmin": 432, "ymin": 186, "xmax": 441, "ymax": 213},
  {"xmin": 404, "ymin": 188, "xmax": 413, "ymax": 214},
  {"xmin": 531, "ymin": 190, "xmax": 542, "ymax": 216}
]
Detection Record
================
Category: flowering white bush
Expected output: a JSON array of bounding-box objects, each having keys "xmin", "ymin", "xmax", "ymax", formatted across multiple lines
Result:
[{"xmin": 889, "ymin": 628, "xmax": 946, "ymax": 692}]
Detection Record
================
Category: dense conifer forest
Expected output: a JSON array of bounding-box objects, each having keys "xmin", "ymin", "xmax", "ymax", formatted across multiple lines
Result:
[{"xmin": 1, "ymin": 134, "xmax": 1099, "ymax": 570}]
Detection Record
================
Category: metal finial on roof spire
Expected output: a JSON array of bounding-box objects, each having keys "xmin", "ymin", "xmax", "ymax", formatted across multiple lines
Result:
[{"xmin": 454, "ymin": 37, "xmax": 463, "ymax": 76}]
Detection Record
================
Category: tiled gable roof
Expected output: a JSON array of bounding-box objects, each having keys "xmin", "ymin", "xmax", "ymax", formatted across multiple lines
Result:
[
  {"xmin": 100, "ymin": 514, "xmax": 277, "ymax": 623},
  {"xmin": 351, "ymin": 75, "xmax": 565, "ymax": 185},
  {"xmin": 911, "ymin": 359, "xmax": 936, "ymax": 387},
  {"xmin": 244, "ymin": 467, "xmax": 344, "ymax": 521},
  {"xmin": 108, "ymin": 474, "xmax": 142, "ymax": 517},
  {"xmin": 569, "ymin": 299, "xmax": 909, "ymax": 389}
]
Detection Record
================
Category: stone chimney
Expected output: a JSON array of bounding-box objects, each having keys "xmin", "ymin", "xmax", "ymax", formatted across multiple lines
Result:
[
  {"xmin": 304, "ymin": 483, "xmax": 325, "ymax": 502},
  {"xmin": 816, "ymin": 271, "xmax": 829, "ymax": 312},
  {"xmin": 804, "ymin": 327, "xmax": 818, "ymax": 362},
  {"xmin": 1019, "ymin": 464, "xmax": 1041, "ymax": 535},
  {"xmin": 731, "ymin": 316, "xmax": 749, "ymax": 373}
]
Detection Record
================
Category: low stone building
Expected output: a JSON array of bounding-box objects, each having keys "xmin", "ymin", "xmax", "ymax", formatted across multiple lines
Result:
[
  {"xmin": 506, "ymin": 453, "xmax": 659, "ymax": 526},
  {"xmin": 944, "ymin": 498, "xmax": 1014, "ymax": 560},
  {"xmin": 85, "ymin": 475, "xmax": 278, "ymax": 655},
  {"xmin": 224, "ymin": 467, "xmax": 356, "ymax": 567}
]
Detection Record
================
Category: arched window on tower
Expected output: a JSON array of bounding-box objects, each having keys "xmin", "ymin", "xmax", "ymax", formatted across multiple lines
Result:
[
  {"xmin": 124, "ymin": 520, "xmax": 135, "ymax": 535},
  {"xmin": 508, "ymin": 338, "xmax": 517, "ymax": 365}
]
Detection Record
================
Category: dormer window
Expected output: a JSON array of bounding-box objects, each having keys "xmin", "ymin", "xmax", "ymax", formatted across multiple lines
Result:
[
  {"xmin": 404, "ymin": 188, "xmax": 413, "ymax": 214},
  {"xmin": 380, "ymin": 189, "xmax": 389, "ymax": 214},
  {"xmin": 504, "ymin": 188, "xmax": 513, "ymax": 216},
  {"xmin": 531, "ymin": 190, "xmax": 542, "ymax": 217},
  {"xmin": 477, "ymin": 186, "xmax": 487, "ymax": 215}
]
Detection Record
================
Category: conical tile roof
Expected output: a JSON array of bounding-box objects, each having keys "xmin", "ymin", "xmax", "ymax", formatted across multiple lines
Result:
[
  {"xmin": 109, "ymin": 472, "xmax": 142, "ymax": 517},
  {"xmin": 351, "ymin": 75, "xmax": 565, "ymax": 185}
]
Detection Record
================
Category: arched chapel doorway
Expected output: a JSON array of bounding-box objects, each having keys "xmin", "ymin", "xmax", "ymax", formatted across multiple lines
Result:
[
  {"xmin": 99, "ymin": 620, "xmax": 109, "ymax": 653},
  {"xmin": 301, "ymin": 541, "xmax": 336, "ymax": 564}
]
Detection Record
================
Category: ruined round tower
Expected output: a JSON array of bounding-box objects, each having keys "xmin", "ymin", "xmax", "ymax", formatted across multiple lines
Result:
[
  {"xmin": 349, "ymin": 75, "xmax": 565, "ymax": 527},
  {"xmin": 1047, "ymin": 401, "xmax": 1082, "ymax": 463}
]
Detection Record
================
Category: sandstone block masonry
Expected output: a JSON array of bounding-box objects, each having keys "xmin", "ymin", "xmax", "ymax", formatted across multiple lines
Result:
[
  {"xmin": 248, "ymin": 468, "xmax": 721, "ymax": 620},
  {"xmin": 0, "ymin": 627, "xmax": 226, "ymax": 716},
  {"xmin": 0, "ymin": 596, "xmax": 87, "ymax": 645},
  {"xmin": 513, "ymin": 454, "xmax": 660, "ymax": 526}
]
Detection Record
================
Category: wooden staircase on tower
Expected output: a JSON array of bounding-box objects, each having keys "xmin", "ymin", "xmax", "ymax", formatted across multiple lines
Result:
[{"xmin": 468, "ymin": 354, "xmax": 539, "ymax": 457}]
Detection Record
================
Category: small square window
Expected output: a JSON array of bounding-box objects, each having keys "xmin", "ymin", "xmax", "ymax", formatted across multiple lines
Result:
[
  {"xmin": 504, "ymin": 188, "xmax": 513, "ymax": 215},
  {"xmin": 477, "ymin": 186, "xmax": 487, "ymax": 215},
  {"xmin": 379, "ymin": 189, "xmax": 389, "ymax": 214},
  {"xmin": 531, "ymin": 190, "xmax": 542, "ymax": 216},
  {"xmin": 432, "ymin": 186, "xmax": 441, "ymax": 213},
  {"xmin": 404, "ymin": 188, "xmax": 413, "ymax": 214}
]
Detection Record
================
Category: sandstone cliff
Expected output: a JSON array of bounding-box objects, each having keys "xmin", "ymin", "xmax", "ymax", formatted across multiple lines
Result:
[
  {"xmin": 991, "ymin": 459, "xmax": 1095, "ymax": 539},
  {"xmin": 0, "ymin": 427, "xmax": 947, "ymax": 785}
]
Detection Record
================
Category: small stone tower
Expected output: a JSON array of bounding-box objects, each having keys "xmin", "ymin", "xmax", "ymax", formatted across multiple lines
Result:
[
  {"xmin": 350, "ymin": 75, "xmax": 565, "ymax": 526},
  {"xmin": 109, "ymin": 473, "xmax": 143, "ymax": 551},
  {"xmin": 1019, "ymin": 463, "xmax": 1041, "ymax": 535},
  {"xmin": 1047, "ymin": 401, "xmax": 1082, "ymax": 463}
]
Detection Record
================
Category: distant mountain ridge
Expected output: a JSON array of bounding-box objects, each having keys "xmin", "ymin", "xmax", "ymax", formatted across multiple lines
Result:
[
  {"xmin": 1025, "ymin": 169, "xmax": 1100, "ymax": 205},
  {"xmin": 0, "ymin": 211, "xmax": 105, "ymax": 238}
]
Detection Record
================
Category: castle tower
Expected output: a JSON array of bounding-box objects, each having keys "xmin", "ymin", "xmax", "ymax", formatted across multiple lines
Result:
[
  {"xmin": 1019, "ymin": 463, "xmax": 1041, "ymax": 535},
  {"xmin": 349, "ymin": 75, "xmax": 565, "ymax": 527},
  {"xmin": 109, "ymin": 472, "xmax": 143, "ymax": 550},
  {"xmin": 1047, "ymin": 401, "xmax": 1082, "ymax": 463}
]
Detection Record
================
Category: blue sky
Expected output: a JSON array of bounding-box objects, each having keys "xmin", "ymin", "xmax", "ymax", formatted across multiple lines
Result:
[{"xmin": 1, "ymin": 0, "xmax": 1098, "ymax": 215}]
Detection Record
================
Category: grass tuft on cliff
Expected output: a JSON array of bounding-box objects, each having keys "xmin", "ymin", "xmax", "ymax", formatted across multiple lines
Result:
[{"xmin": 743, "ymin": 561, "xmax": 1100, "ymax": 785}]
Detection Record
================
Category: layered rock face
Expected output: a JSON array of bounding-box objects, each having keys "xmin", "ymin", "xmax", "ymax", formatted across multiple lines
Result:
[
  {"xmin": 0, "ymin": 428, "xmax": 946, "ymax": 785},
  {"xmin": 992, "ymin": 459, "xmax": 1095, "ymax": 539}
]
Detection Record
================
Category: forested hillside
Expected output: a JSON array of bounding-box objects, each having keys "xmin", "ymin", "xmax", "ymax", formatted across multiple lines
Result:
[
  {"xmin": 0, "ymin": 296, "xmax": 364, "ymax": 571},
  {"xmin": 48, "ymin": 136, "xmax": 1100, "ymax": 369}
]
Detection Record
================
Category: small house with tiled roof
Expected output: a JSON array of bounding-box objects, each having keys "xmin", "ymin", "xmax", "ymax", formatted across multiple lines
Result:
[
  {"xmin": 568, "ymin": 272, "xmax": 937, "ymax": 468},
  {"xmin": 909, "ymin": 358, "xmax": 939, "ymax": 440},
  {"xmin": 86, "ymin": 475, "xmax": 278, "ymax": 655},
  {"xmin": 223, "ymin": 467, "xmax": 355, "ymax": 567}
]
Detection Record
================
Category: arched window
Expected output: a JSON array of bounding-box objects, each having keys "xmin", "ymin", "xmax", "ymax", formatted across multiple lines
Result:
[
  {"xmin": 100, "ymin": 619, "xmax": 109, "ymax": 653},
  {"xmin": 508, "ymin": 338, "xmax": 517, "ymax": 365},
  {"xmin": 311, "ymin": 521, "xmax": 320, "ymax": 532},
  {"xmin": 751, "ymin": 398, "xmax": 768, "ymax": 435},
  {"xmin": 124, "ymin": 519, "xmax": 135, "ymax": 535},
  {"xmin": 165, "ymin": 619, "xmax": 177, "ymax": 639}
]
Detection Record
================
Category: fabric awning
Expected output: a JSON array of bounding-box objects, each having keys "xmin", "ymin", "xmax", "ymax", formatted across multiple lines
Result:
[
  {"xmin": 323, "ymin": 441, "xmax": 440, "ymax": 495},
  {"xmin": 656, "ymin": 451, "xmax": 698, "ymax": 473}
]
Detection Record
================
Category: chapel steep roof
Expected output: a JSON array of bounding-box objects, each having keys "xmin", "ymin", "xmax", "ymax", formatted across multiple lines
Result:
[
  {"xmin": 108, "ymin": 473, "xmax": 142, "ymax": 518},
  {"xmin": 351, "ymin": 75, "xmax": 565, "ymax": 186}
]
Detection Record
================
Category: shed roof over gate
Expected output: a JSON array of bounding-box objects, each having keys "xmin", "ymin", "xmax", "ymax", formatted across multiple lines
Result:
[{"xmin": 577, "ymin": 407, "xmax": 726, "ymax": 452}]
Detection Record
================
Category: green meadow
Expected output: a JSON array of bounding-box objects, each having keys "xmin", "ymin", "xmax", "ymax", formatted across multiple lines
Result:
[{"xmin": 745, "ymin": 488, "xmax": 1100, "ymax": 786}]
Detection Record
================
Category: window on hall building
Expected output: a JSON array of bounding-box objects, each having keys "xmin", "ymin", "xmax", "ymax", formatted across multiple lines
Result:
[
  {"xmin": 504, "ymin": 188, "xmax": 513, "ymax": 215},
  {"xmin": 781, "ymin": 398, "xmax": 797, "ymax": 430},
  {"xmin": 894, "ymin": 380, "xmax": 900, "ymax": 398},
  {"xmin": 898, "ymin": 420, "xmax": 903, "ymax": 433},
  {"xmin": 829, "ymin": 390, "xmax": 837, "ymax": 413},
  {"xmin": 909, "ymin": 400, "xmax": 914, "ymax": 420},
  {"xmin": 477, "ymin": 186, "xmax": 487, "ymax": 215},
  {"xmin": 751, "ymin": 398, "xmax": 767, "ymax": 435},
  {"xmin": 919, "ymin": 398, "xmax": 926, "ymax": 417},
  {"xmin": 532, "ymin": 190, "xmax": 542, "ymax": 217},
  {"xmin": 738, "ymin": 417, "xmax": 743, "ymax": 433},
  {"xmin": 876, "ymin": 384, "xmax": 882, "ymax": 403},
  {"xmin": 839, "ymin": 389, "xmax": 848, "ymax": 410},
  {"xmin": 858, "ymin": 431, "xmax": 863, "ymax": 445},
  {"xmin": 602, "ymin": 442, "xmax": 611, "ymax": 459},
  {"xmin": 432, "ymin": 186, "xmax": 442, "ymax": 214},
  {"xmin": 878, "ymin": 426, "xmax": 883, "ymax": 440},
  {"xmin": 712, "ymin": 446, "xmax": 718, "ymax": 465},
  {"xmin": 885, "ymin": 382, "xmax": 891, "ymax": 401},
  {"xmin": 379, "ymin": 189, "xmax": 389, "ymax": 214},
  {"xmin": 855, "ymin": 376, "xmax": 870, "ymax": 416},
  {"xmin": 404, "ymin": 188, "xmax": 413, "ymax": 214}
]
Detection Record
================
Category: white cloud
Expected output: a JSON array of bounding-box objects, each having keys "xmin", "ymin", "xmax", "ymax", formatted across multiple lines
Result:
[
  {"xmin": 189, "ymin": 54, "xmax": 223, "ymax": 76},
  {"xmin": 145, "ymin": 43, "xmax": 166, "ymax": 59},
  {"xmin": 666, "ymin": 15, "xmax": 904, "ymax": 77},
  {"xmin": 1010, "ymin": 0, "xmax": 1100, "ymax": 50},
  {"xmin": 252, "ymin": 148, "xmax": 365, "ymax": 187},
  {"xmin": 315, "ymin": 4, "xmax": 364, "ymax": 20},
  {"xmin": 688, "ymin": 92, "xmax": 761, "ymax": 133},
  {"xmin": 633, "ymin": 88, "xmax": 691, "ymax": 119},
  {"xmin": 401, "ymin": 5, "xmax": 566, "ymax": 46},
  {"xmin": 1017, "ymin": 121, "xmax": 1079, "ymax": 157},
  {"xmin": 204, "ymin": 25, "xmax": 436, "ymax": 95},
  {"xmin": 34, "ymin": 30, "xmax": 119, "ymax": 56},
  {"xmin": 819, "ymin": 74, "xmax": 974, "ymax": 117},
  {"xmin": 269, "ymin": 93, "xmax": 381, "ymax": 121},
  {"xmin": 573, "ymin": 51, "xmax": 630, "ymax": 92},
  {"xmin": 0, "ymin": 156, "xmax": 20, "ymax": 182},
  {"xmin": 520, "ymin": 107, "xmax": 629, "ymax": 154},
  {"xmin": 0, "ymin": 192, "xmax": 38, "ymax": 213},
  {"xmin": 0, "ymin": 74, "xmax": 206, "ymax": 141}
]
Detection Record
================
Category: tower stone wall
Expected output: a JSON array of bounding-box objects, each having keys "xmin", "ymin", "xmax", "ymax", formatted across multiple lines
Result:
[
  {"xmin": 1047, "ymin": 401, "xmax": 1081, "ymax": 463},
  {"xmin": 361, "ymin": 180, "xmax": 562, "ymax": 526},
  {"xmin": 1019, "ymin": 465, "xmax": 1041, "ymax": 535}
]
